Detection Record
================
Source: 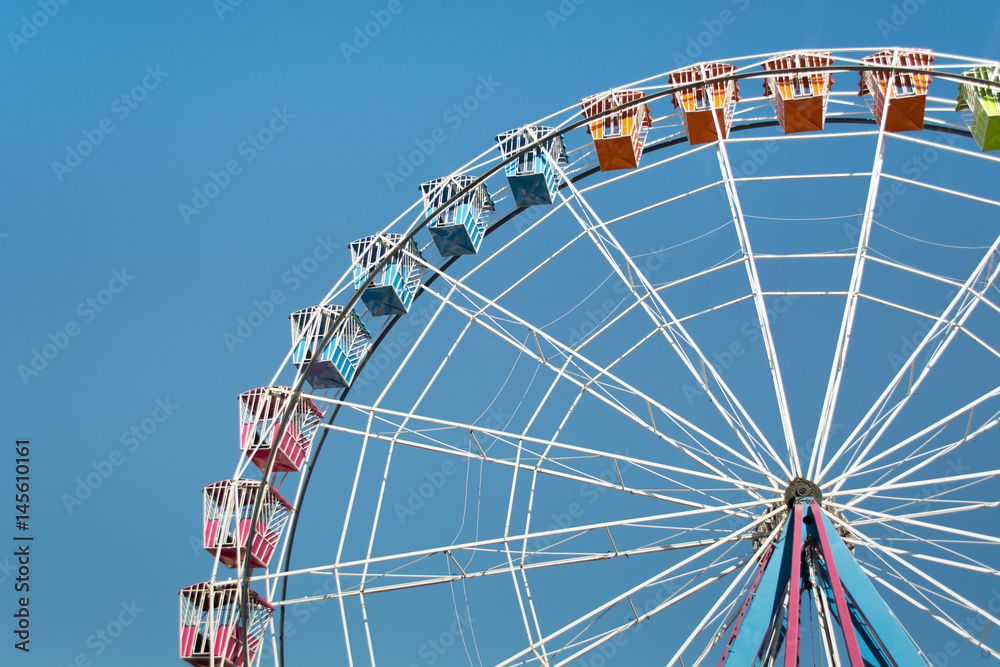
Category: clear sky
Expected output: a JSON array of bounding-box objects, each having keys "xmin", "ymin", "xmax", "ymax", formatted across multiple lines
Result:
[{"xmin": 4, "ymin": 1, "xmax": 1000, "ymax": 666}]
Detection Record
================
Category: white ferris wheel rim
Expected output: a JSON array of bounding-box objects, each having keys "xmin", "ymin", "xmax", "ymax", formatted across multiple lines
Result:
[{"xmin": 198, "ymin": 47, "xmax": 1000, "ymax": 666}]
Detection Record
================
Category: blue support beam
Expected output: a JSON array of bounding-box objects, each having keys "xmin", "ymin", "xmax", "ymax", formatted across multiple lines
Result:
[
  {"xmin": 721, "ymin": 504, "xmax": 802, "ymax": 665},
  {"xmin": 806, "ymin": 503, "xmax": 924, "ymax": 666},
  {"xmin": 719, "ymin": 500, "xmax": 925, "ymax": 666}
]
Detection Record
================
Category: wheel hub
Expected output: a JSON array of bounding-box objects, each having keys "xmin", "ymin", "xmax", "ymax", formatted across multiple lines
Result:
[{"xmin": 783, "ymin": 477, "xmax": 822, "ymax": 508}]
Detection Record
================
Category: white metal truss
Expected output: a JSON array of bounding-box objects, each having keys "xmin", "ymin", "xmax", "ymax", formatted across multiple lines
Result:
[{"xmin": 191, "ymin": 49, "xmax": 1000, "ymax": 667}]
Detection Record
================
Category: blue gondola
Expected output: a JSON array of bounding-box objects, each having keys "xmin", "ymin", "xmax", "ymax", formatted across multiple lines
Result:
[
  {"xmin": 495, "ymin": 126, "xmax": 568, "ymax": 206},
  {"xmin": 290, "ymin": 305, "xmax": 370, "ymax": 389},
  {"xmin": 420, "ymin": 175, "xmax": 494, "ymax": 256},
  {"xmin": 350, "ymin": 234, "xmax": 422, "ymax": 316}
]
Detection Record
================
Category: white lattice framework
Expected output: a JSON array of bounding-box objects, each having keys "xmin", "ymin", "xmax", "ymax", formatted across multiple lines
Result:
[{"xmin": 190, "ymin": 48, "xmax": 1000, "ymax": 667}]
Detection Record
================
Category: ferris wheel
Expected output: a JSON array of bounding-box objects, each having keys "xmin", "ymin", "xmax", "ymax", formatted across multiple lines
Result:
[{"xmin": 179, "ymin": 48, "xmax": 1000, "ymax": 666}]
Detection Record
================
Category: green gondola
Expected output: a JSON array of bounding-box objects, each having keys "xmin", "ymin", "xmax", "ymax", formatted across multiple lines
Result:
[{"xmin": 956, "ymin": 65, "xmax": 1000, "ymax": 152}]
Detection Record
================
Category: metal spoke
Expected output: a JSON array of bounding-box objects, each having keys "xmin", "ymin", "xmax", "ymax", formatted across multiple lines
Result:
[
  {"xmin": 409, "ymin": 263, "xmax": 783, "ymax": 491},
  {"xmin": 807, "ymin": 109, "xmax": 891, "ymax": 482},
  {"xmin": 190, "ymin": 51, "xmax": 1000, "ymax": 667},
  {"xmin": 716, "ymin": 127, "xmax": 801, "ymax": 476},
  {"xmin": 548, "ymin": 160, "xmax": 789, "ymax": 480},
  {"xmin": 821, "ymin": 232, "xmax": 1000, "ymax": 486}
]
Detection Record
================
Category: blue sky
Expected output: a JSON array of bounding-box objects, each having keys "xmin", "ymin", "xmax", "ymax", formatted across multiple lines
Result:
[{"xmin": 4, "ymin": 1, "xmax": 1000, "ymax": 666}]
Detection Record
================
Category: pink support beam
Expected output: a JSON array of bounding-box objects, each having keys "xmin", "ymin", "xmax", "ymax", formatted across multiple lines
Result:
[
  {"xmin": 809, "ymin": 501, "xmax": 864, "ymax": 667},
  {"xmin": 784, "ymin": 503, "xmax": 804, "ymax": 667}
]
